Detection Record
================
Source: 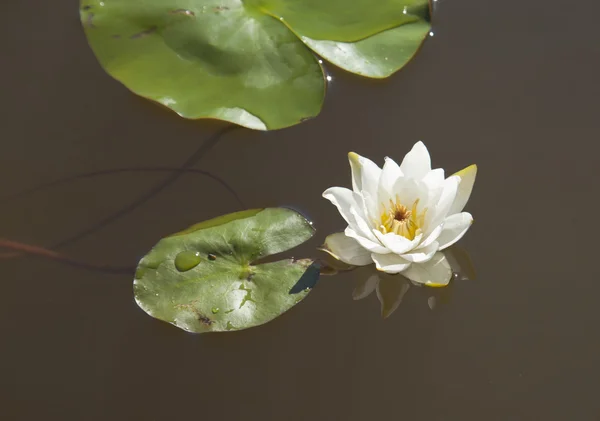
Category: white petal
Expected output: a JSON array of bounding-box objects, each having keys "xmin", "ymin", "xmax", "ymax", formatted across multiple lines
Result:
[
  {"xmin": 420, "ymin": 178, "xmax": 444, "ymax": 215},
  {"xmin": 358, "ymin": 190, "xmax": 380, "ymax": 227},
  {"xmin": 349, "ymin": 207, "xmax": 379, "ymax": 243},
  {"xmin": 401, "ymin": 252, "xmax": 452, "ymax": 286},
  {"xmin": 426, "ymin": 175, "xmax": 459, "ymax": 233},
  {"xmin": 378, "ymin": 157, "xmax": 403, "ymax": 198},
  {"xmin": 372, "ymin": 253, "xmax": 412, "ymax": 274},
  {"xmin": 348, "ymin": 152, "xmax": 381, "ymax": 197},
  {"xmin": 373, "ymin": 230, "xmax": 422, "ymax": 255},
  {"xmin": 392, "ymin": 177, "xmax": 422, "ymax": 208},
  {"xmin": 345, "ymin": 227, "xmax": 390, "ymax": 254},
  {"xmin": 322, "ymin": 187, "xmax": 360, "ymax": 226},
  {"xmin": 353, "ymin": 273, "xmax": 379, "ymax": 300},
  {"xmin": 321, "ymin": 232, "xmax": 373, "ymax": 266},
  {"xmin": 437, "ymin": 212, "xmax": 473, "ymax": 250},
  {"xmin": 399, "ymin": 141, "xmax": 431, "ymax": 180},
  {"xmin": 422, "ymin": 168, "xmax": 445, "ymax": 191},
  {"xmin": 416, "ymin": 224, "xmax": 443, "ymax": 250},
  {"xmin": 448, "ymin": 164, "xmax": 477, "ymax": 215},
  {"xmin": 401, "ymin": 241, "xmax": 439, "ymax": 263}
]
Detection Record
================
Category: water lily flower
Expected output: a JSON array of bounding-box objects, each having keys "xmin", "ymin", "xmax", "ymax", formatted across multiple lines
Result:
[{"xmin": 321, "ymin": 141, "xmax": 476, "ymax": 287}]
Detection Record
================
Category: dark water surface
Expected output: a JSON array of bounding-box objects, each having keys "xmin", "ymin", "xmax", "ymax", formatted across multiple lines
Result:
[{"xmin": 2, "ymin": 0, "xmax": 600, "ymax": 419}]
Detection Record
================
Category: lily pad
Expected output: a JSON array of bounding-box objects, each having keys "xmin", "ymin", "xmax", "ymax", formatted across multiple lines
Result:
[
  {"xmin": 80, "ymin": 0, "xmax": 431, "ymax": 130},
  {"xmin": 133, "ymin": 208, "xmax": 319, "ymax": 333},
  {"xmin": 302, "ymin": 19, "xmax": 431, "ymax": 79}
]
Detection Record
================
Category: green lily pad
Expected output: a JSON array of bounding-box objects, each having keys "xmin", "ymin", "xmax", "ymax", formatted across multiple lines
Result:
[
  {"xmin": 245, "ymin": 0, "xmax": 427, "ymax": 42},
  {"xmin": 302, "ymin": 20, "xmax": 431, "ymax": 79},
  {"xmin": 80, "ymin": 0, "xmax": 431, "ymax": 130},
  {"xmin": 133, "ymin": 208, "xmax": 319, "ymax": 333}
]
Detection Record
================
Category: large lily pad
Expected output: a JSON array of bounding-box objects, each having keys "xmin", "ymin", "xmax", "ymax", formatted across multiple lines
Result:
[
  {"xmin": 133, "ymin": 208, "xmax": 319, "ymax": 333},
  {"xmin": 80, "ymin": 0, "xmax": 431, "ymax": 130}
]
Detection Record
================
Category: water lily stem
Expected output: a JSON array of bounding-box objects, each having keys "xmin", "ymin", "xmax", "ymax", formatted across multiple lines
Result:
[{"xmin": 0, "ymin": 239, "xmax": 133, "ymax": 274}]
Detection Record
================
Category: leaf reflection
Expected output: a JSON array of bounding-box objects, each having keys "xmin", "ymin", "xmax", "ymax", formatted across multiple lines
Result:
[{"xmin": 352, "ymin": 246, "xmax": 476, "ymax": 318}]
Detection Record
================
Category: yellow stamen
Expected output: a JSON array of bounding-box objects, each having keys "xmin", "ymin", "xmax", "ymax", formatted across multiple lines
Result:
[{"xmin": 375, "ymin": 196, "xmax": 426, "ymax": 240}]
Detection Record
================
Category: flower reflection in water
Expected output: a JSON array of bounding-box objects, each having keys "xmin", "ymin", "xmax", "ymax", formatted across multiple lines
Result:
[{"xmin": 352, "ymin": 245, "xmax": 476, "ymax": 318}]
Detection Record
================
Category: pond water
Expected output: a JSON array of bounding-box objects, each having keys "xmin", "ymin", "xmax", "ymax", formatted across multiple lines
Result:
[{"xmin": 2, "ymin": 0, "xmax": 600, "ymax": 419}]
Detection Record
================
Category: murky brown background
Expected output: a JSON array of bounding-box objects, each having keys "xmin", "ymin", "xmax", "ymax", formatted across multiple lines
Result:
[{"xmin": 2, "ymin": 0, "xmax": 600, "ymax": 419}]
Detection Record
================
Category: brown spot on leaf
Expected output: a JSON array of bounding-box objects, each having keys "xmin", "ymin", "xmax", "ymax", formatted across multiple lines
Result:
[
  {"xmin": 175, "ymin": 301, "xmax": 213, "ymax": 326},
  {"xmin": 208, "ymin": 254, "xmax": 217, "ymax": 261},
  {"xmin": 213, "ymin": 6, "xmax": 229, "ymax": 11},
  {"xmin": 198, "ymin": 315, "xmax": 213, "ymax": 326},
  {"xmin": 112, "ymin": 34, "xmax": 121, "ymax": 39},
  {"xmin": 130, "ymin": 26, "xmax": 157, "ymax": 39},
  {"xmin": 82, "ymin": 5, "xmax": 92, "ymax": 11}
]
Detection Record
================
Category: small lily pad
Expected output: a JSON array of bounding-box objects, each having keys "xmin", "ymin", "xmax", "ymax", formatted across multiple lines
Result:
[
  {"xmin": 80, "ymin": 0, "xmax": 431, "ymax": 130},
  {"xmin": 134, "ymin": 208, "xmax": 319, "ymax": 333}
]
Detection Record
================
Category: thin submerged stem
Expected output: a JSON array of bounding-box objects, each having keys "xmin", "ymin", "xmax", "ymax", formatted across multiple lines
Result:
[
  {"xmin": 50, "ymin": 125, "xmax": 239, "ymax": 249},
  {"xmin": 0, "ymin": 126, "xmax": 242, "ymax": 275},
  {"xmin": 0, "ymin": 167, "xmax": 244, "ymax": 209},
  {"xmin": 0, "ymin": 239, "xmax": 133, "ymax": 274}
]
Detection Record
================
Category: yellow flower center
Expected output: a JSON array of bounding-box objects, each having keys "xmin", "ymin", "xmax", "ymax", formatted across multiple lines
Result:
[{"xmin": 377, "ymin": 196, "xmax": 426, "ymax": 240}]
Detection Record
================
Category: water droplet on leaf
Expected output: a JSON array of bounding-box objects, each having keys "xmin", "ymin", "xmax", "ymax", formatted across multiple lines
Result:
[{"xmin": 174, "ymin": 251, "xmax": 202, "ymax": 272}]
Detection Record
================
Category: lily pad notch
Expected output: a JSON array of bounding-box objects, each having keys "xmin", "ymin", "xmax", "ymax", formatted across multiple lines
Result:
[
  {"xmin": 134, "ymin": 208, "xmax": 320, "ymax": 333},
  {"xmin": 80, "ymin": 0, "xmax": 433, "ymax": 130}
]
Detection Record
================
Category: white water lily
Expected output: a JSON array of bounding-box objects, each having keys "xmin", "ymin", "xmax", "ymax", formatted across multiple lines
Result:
[{"xmin": 322, "ymin": 141, "xmax": 476, "ymax": 287}]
